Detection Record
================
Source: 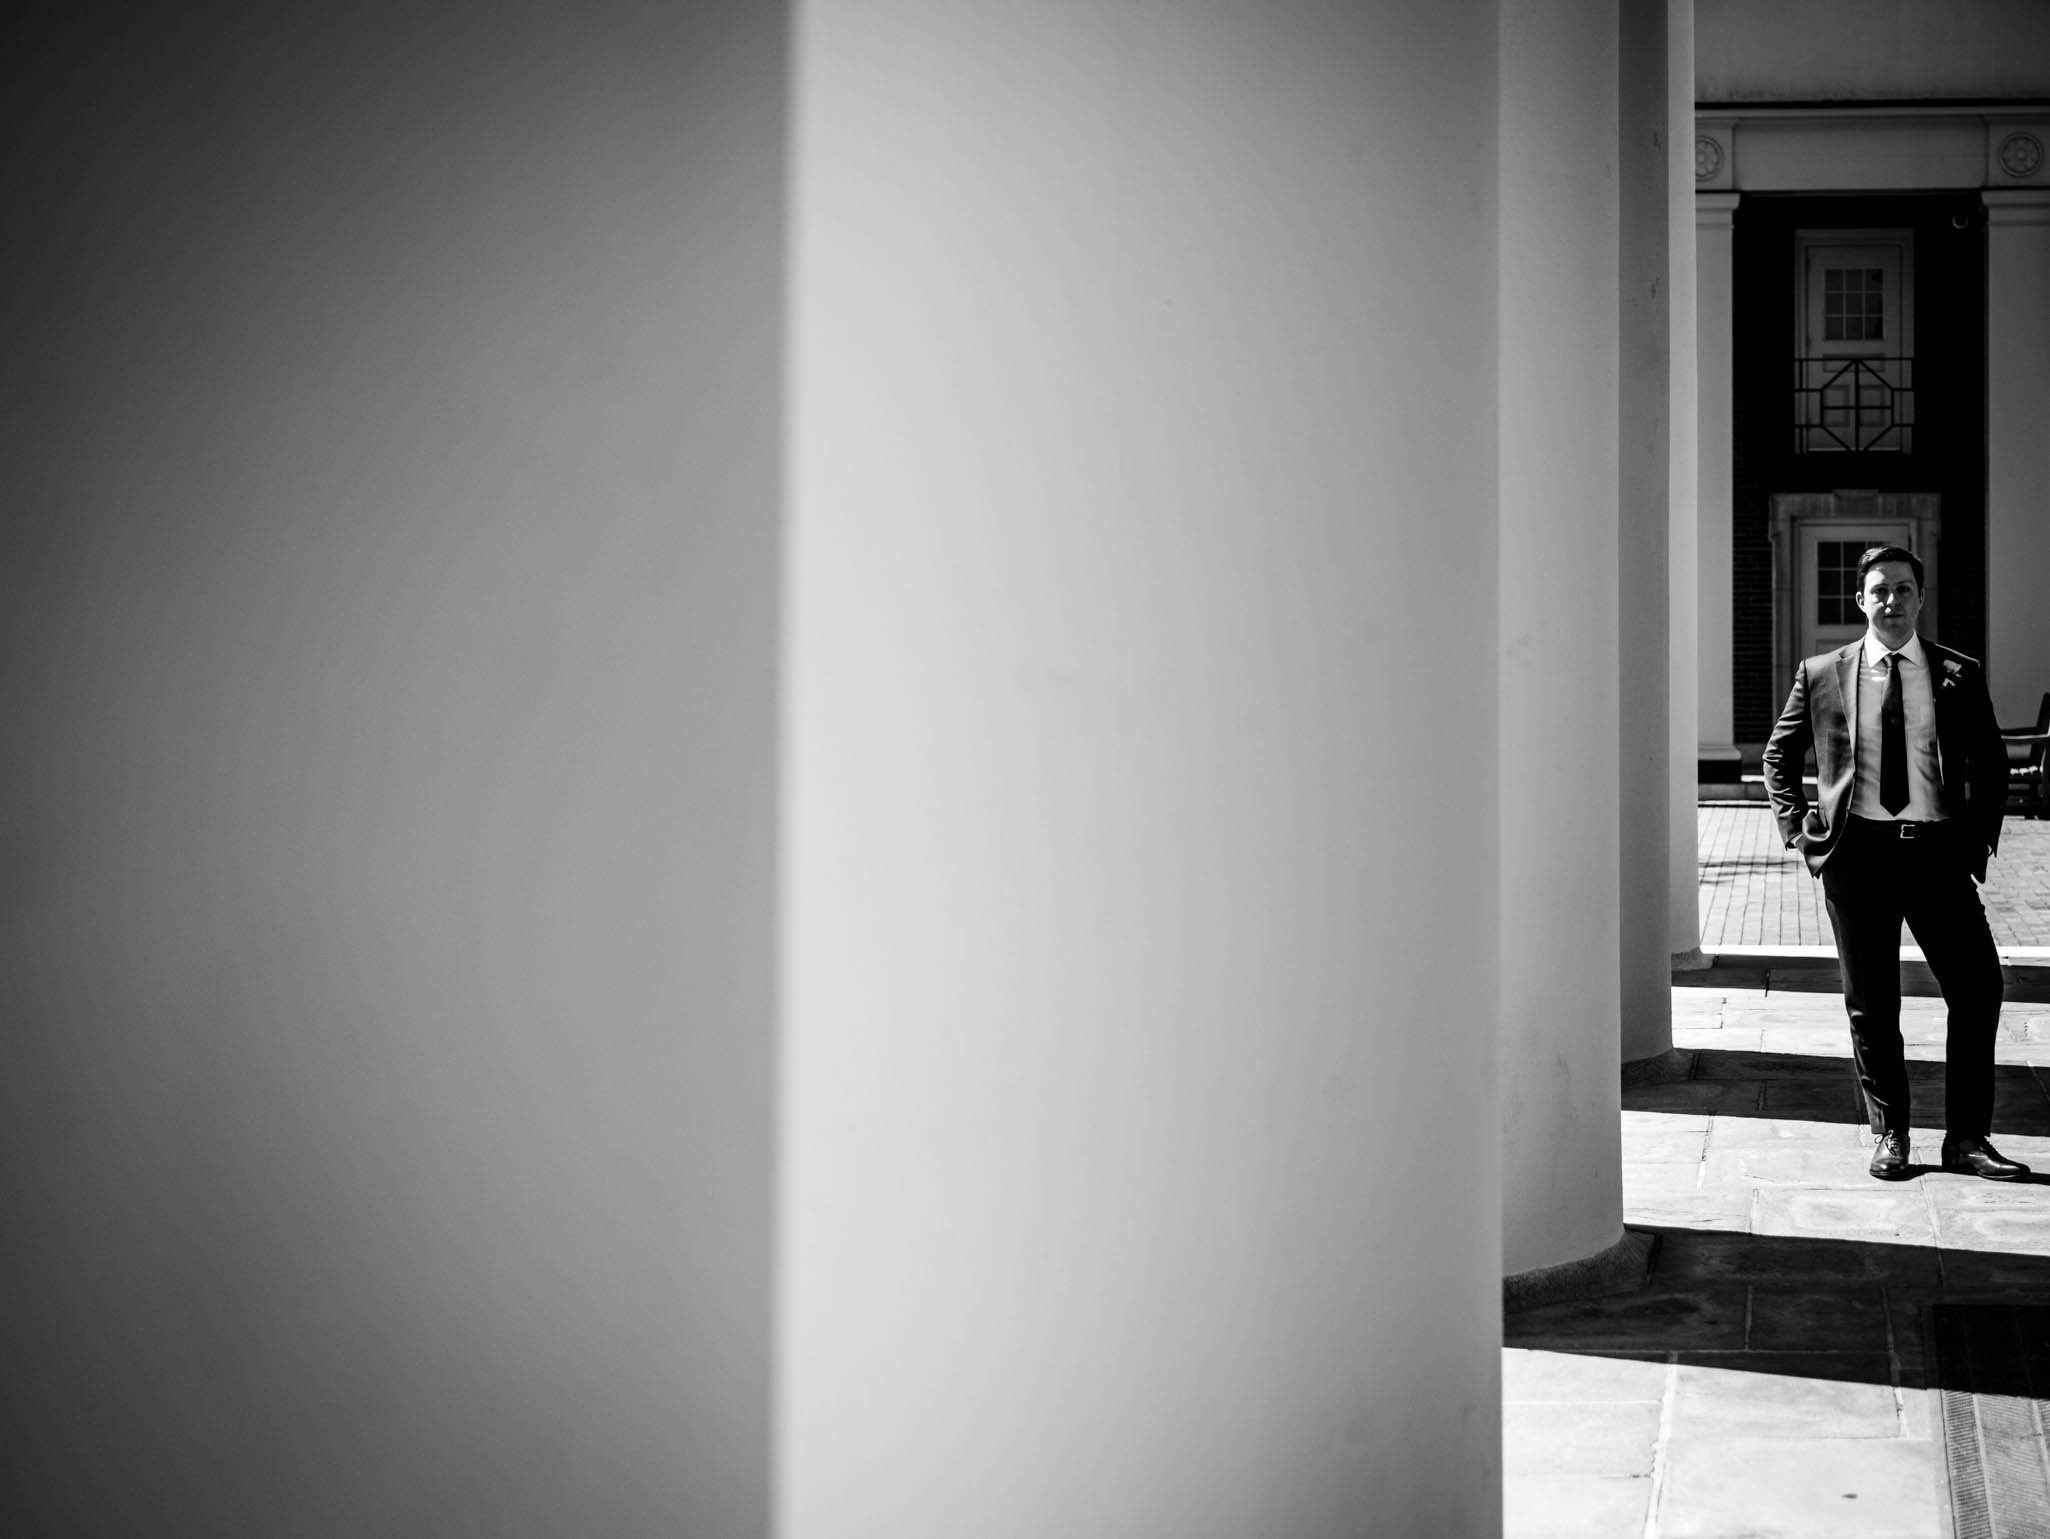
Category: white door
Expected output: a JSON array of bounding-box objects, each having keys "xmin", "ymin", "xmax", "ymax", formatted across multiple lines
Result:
[
  {"xmin": 1798, "ymin": 522, "xmax": 1912, "ymax": 663},
  {"xmin": 1795, "ymin": 231, "xmax": 1914, "ymax": 452}
]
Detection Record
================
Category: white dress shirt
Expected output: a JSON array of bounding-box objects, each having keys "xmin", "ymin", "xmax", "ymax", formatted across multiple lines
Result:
[{"xmin": 1851, "ymin": 632, "xmax": 1945, "ymax": 821}]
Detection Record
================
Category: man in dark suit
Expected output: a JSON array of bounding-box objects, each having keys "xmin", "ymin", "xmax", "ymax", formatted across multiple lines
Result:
[{"xmin": 1762, "ymin": 545, "xmax": 2026, "ymax": 1181}]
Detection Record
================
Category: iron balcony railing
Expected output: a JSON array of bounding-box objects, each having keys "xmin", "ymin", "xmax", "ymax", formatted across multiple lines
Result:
[{"xmin": 1793, "ymin": 355, "xmax": 1914, "ymax": 453}]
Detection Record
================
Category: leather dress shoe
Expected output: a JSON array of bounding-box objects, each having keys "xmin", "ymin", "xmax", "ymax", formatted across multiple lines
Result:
[
  {"xmin": 1940, "ymin": 1135, "xmax": 2029, "ymax": 1180},
  {"xmin": 1869, "ymin": 1129, "xmax": 1912, "ymax": 1180}
]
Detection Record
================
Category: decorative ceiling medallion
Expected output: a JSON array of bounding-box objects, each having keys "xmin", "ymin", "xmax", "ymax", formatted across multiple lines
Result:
[
  {"xmin": 1998, "ymin": 132, "xmax": 2043, "ymax": 178},
  {"xmin": 1695, "ymin": 135, "xmax": 1725, "ymax": 182}
]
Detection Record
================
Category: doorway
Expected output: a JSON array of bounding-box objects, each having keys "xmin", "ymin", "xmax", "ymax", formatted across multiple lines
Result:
[{"xmin": 1770, "ymin": 491, "xmax": 1940, "ymax": 705}]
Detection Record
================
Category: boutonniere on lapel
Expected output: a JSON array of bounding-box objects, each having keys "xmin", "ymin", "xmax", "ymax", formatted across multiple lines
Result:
[{"xmin": 1939, "ymin": 658, "xmax": 1966, "ymax": 693}]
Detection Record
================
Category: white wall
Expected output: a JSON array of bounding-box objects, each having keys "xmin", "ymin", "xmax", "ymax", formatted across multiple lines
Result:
[
  {"xmin": 781, "ymin": 2, "xmax": 1505, "ymax": 1533},
  {"xmin": 1696, "ymin": 0, "xmax": 2050, "ymax": 101},
  {"xmin": 1, "ymin": 6, "xmax": 780, "ymax": 1534},
  {"xmin": 1498, "ymin": 0, "xmax": 1626, "ymax": 1274}
]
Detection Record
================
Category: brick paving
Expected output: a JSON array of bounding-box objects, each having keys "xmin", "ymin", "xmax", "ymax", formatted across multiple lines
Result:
[{"xmin": 1698, "ymin": 804, "xmax": 2050, "ymax": 952}]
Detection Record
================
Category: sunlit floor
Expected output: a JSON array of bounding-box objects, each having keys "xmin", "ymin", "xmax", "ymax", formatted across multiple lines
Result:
[{"xmin": 1504, "ymin": 973, "xmax": 2050, "ymax": 1537}]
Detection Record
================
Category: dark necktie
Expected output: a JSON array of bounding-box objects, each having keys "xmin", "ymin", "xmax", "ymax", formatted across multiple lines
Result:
[{"xmin": 1880, "ymin": 653, "xmax": 1908, "ymax": 815}]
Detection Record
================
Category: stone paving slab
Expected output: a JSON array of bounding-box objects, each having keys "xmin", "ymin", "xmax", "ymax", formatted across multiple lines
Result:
[
  {"xmin": 1752, "ymin": 1185, "xmax": 1939, "ymax": 1247},
  {"xmin": 1673, "ymin": 1025, "xmax": 1766, "ymax": 1052},
  {"xmin": 1703, "ymin": 1115, "xmax": 1859, "ymax": 1150},
  {"xmin": 1620, "ymin": 1192, "xmax": 1758, "ymax": 1231},
  {"xmin": 1657, "ymin": 1435, "xmax": 1941, "ymax": 1538},
  {"xmin": 1503, "ymin": 1347, "xmax": 1669, "ymax": 1404},
  {"xmin": 1503, "ymin": 1402, "xmax": 1661, "ymax": 1476},
  {"xmin": 1699, "ymin": 1143, "xmax": 1879, "ymax": 1188},
  {"xmin": 1756, "ymin": 1081, "xmax": 1867, "ymax": 1120},
  {"xmin": 1720, "ymin": 994, "xmax": 1861, "ymax": 1018},
  {"xmin": 1931, "ymin": 1248, "xmax": 2050, "ymax": 1292},
  {"xmin": 1506, "ymin": 1286, "xmax": 1752, "ymax": 1353},
  {"xmin": 1625, "ymin": 1080, "xmax": 1769, "ymax": 1114},
  {"xmin": 1502, "ymin": 1473, "xmax": 1653, "ymax": 1539},
  {"xmin": 1691, "ymin": 1048, "xmax": 1847, "ymax": 1080},
  {"xmin": 1624, "ymin": 1162, "xmax": 1713, "ymax": 1202},
  {"xmin": 1748, "ymin": 1288, "xmax": 1893, "ymax": 1354},
  {"xmin": 1666, "ymin": 1357, "xmax": 1903, "ymax": 1440},
  {"xmin": 1628, "ymin": 1122, "xmax": 1717, "ymax": 1163},
  {"xmin": 1644, "ymin": 1227, "xmax": 1944, "ymax": 1290},
  {"xmin": 1930, "ymin": 1202, "xmax": 2050, "ymax": 1257},
  {"xmin": 1754, "ymin": 1023, "xmax": 1862, "ymax": 1055}
]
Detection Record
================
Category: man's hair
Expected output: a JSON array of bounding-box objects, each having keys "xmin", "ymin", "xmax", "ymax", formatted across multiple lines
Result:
[{"xmin": 1857, "ymin": 544, "xmax": 1924, "ymax": 591}]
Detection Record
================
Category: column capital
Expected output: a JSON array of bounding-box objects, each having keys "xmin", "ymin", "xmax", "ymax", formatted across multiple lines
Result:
[
  {"xmin": 1985, "ymin": 188, "xmax": 2050, "ymax": 227},
  {"xmin": 1695, "ymin": 191, "xmax": 1739, "ymax": 229}
]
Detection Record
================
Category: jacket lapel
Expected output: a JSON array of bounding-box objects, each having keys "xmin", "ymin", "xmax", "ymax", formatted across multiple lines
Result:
[
  {"xmin": 1924, "ymin": 641, "xmax": 1959, "ymax": 726},
  {"xmin": 1834, "ymin": 643, "xmax": 1861, "ymax": 760},
  {"xmin": 1925, "ymin": 640, "xmax": 1958, "ymax": 784}
]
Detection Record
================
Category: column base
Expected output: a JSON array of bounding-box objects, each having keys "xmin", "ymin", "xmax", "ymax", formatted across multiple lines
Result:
[
  {"xmin": 1671, "ymin": 945, "xmax": 1710, "ymax": 972},
  {"xmin": 1503, "ymin": 1228, "xmax": 1658, "ymax": 1313},
  {"xmin": 1622, "ymin": 1047, "xmax": 1695, "ymax": 1086}
]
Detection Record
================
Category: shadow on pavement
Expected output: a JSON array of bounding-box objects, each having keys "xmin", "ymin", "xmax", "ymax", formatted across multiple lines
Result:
[
  {"xmin": 1675, "ymin": 959, "xmax": 2050, "ymax": 1003},
  {"xmin": 1628, "ymin": 1047, "xmax": 2050, "ymax": 1134},
  {"xmin": 1508, "ymin": 1038, "xmax": 2050, "ymax": 1391},
  {"xmin": 1506, "ymin": 1227, "xmax": 2050, "ymax": 1392}
]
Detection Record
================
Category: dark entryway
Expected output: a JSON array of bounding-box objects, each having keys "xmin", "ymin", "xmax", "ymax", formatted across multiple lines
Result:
[{"xmin": 1729, "ymin": 192, "xmax": 1989, "ymax": 745}]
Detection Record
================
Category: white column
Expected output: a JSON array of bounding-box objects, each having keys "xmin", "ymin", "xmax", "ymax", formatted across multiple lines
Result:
[
  {"xmin": 1668, "ymin": 0, "xmax": 1706, "ymax": 967},
  {"xmin": 1985, "ymin": 190, "xmax": 2050, "ymax": 723},
  {"xmin": 1499, "ymin": 0, "xmax": 1624, "ymax": 1274},
  {"xmin": 783, "ymin": 2, "xmax": 1504, "ymax": 1533},
  {"xmin": 1696, "ymin": 193, "xmax": 1740, "ymax": 762},
  {"xmin": 1618, "ymin": 0, "xmax": 1673, "ymax": 1060},
  {"xmin": 3, "ymin": 3, "xmax": 783, "ymax": 1532}
]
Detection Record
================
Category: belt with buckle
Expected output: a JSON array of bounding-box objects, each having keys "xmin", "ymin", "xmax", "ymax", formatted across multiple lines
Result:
[{"xmin": 1853, "ymin": 816, "xmax": 1948, "ymax": 840}]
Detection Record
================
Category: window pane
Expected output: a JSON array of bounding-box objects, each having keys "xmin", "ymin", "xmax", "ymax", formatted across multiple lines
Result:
[{"xmin": 1817, "ymin": 540, "xmax": 1862, "ymax": 625}]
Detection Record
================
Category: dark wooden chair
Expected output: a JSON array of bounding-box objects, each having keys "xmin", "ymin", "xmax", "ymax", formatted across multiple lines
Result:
[{"xmin": 2002, "ymin": 691, "xmax": 2050, "ymax": 819}]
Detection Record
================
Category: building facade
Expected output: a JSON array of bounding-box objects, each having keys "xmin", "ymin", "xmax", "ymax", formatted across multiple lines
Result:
[{"xmin": 1694, "ymin": 0, "xmax": 2050, "ymax": 762}]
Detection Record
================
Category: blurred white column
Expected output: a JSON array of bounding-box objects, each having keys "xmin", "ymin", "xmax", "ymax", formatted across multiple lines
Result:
[
  {"xmin": 1498, "ymin": 0, "xmax": 1625, "ymax": 1274},
  {"xmin": 1985, "ymin": 190, "xmax": 2050, "ymax": 722},
  {"xmin": 1696, "ymin": 192, "xmax": 1740, "ymax": 762},
  {"xmin": 782, "ymin": 1, "xmax": 1504, "ymax": 1532},
  {"xmin": 2, "ymin": 5, "xmax": 785, "ymax": 1533},
  {"xmin": 1618, "ymin": 0, "xmax": 1674, "ymax": 1058},
  {"xmin": 1668, "ymin": 0, "xmax": 1706, "ymax": 968}
]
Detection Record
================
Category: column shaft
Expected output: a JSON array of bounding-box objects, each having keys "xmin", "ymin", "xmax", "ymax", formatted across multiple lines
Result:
[
  {"xmin": 1696, "ymin": 194, "xmax": 1740, "ymax": 762},
  {"xmin": 1, "ymin": 4, "xmax": 786, "ymax": 1532},
  {"xmin": 1667, "ymin": 0, "xmax": 1705, "ymax": 966},
  {"xmin": 1619, "ymin": 0, "xmax": 1674, "ymax": 1061},
  {"xmin": 1499, "ymin": 0, "xmax": 1624, "ymax": 1274},
  {"xmin": 783, "ymin": 2, "xmax": 1504, "ymax": 1532}
]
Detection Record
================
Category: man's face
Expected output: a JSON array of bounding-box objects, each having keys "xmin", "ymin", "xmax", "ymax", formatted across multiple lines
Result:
[{"xmin": 1857, "ymin": 561, "xmax": 1922, "ymax": 649}]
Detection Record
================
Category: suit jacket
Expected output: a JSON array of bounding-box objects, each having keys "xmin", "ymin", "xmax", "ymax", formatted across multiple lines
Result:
[{"xmin": 1761, "ymin": 637, "xmax": 2009, "ymax": 880}]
